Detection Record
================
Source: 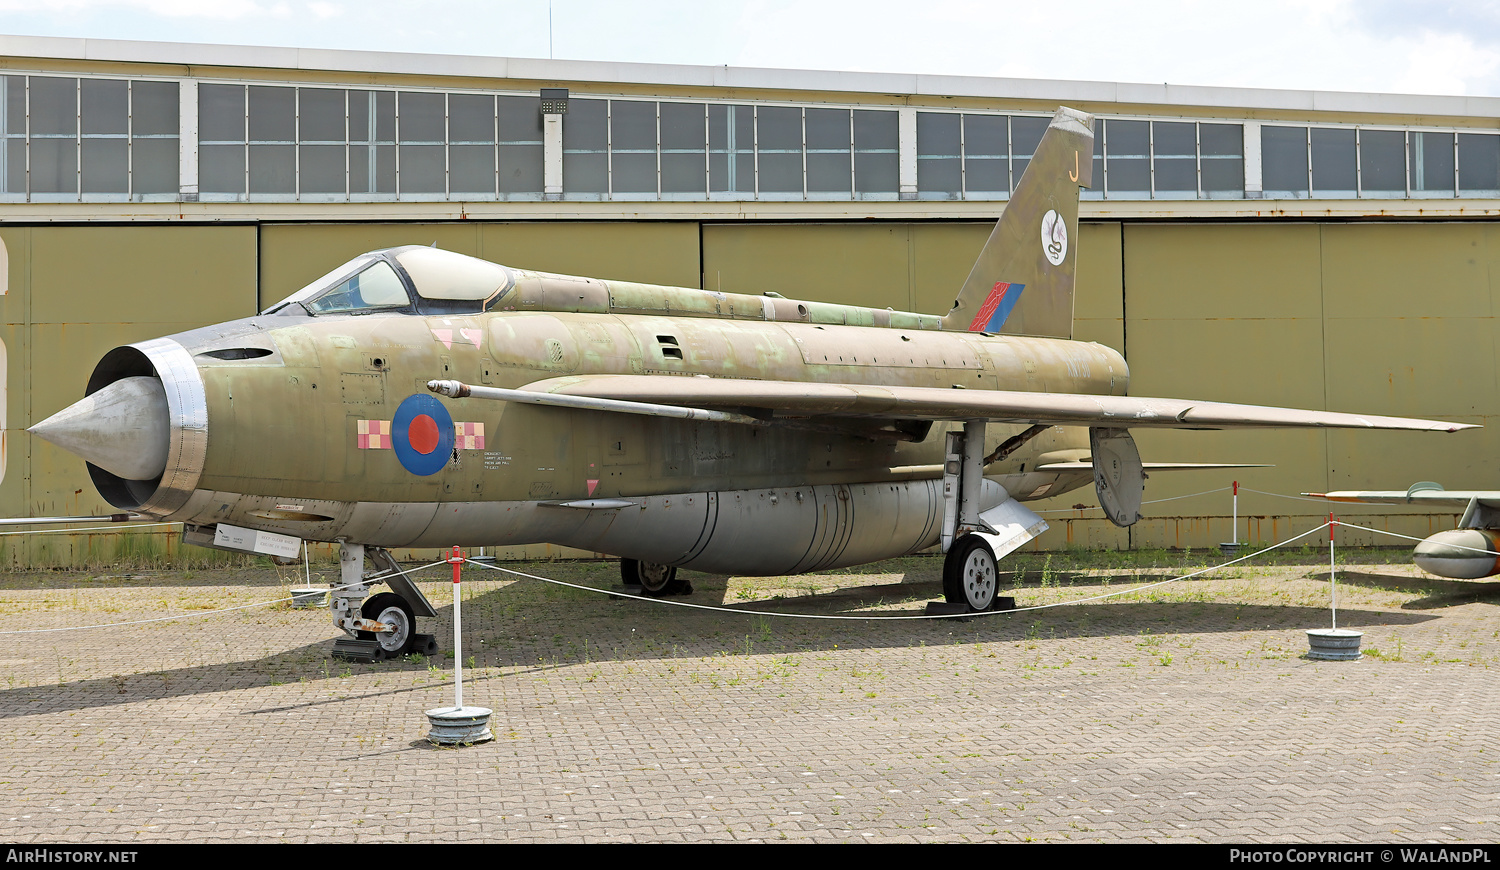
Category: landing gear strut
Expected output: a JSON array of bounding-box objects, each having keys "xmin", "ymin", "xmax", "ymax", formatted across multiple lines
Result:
[
  {"xmin": 936, "ymin": 421, "xmax": 1049, "ymax": 613},
  {"xmin": 330, "ymin": 542, "xmax": 439, "ymax": 662}
]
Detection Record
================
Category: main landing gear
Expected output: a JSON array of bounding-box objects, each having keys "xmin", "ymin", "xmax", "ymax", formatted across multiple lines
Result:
[
  {"xmin": 936, "ymin": 421, "xmax": 1050, "ymax": 613},
  {"xmin": 620, "ymin": 558, "xmax": 693, "ymax": 597},
  {"xmin": 331, "ymin": 542, "xmax": 440, "ymax": 662}
]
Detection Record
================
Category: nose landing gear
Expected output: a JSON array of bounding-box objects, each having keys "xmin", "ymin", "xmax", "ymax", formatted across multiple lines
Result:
[{"xmin": 331, "ymin": 542, "xmax": 440, "ymax": 662}]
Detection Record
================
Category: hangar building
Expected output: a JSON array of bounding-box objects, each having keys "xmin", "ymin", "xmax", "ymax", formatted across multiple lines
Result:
[{"xmin": 1, "ymin": 35, "xmax": 1495, "ymax": 561}]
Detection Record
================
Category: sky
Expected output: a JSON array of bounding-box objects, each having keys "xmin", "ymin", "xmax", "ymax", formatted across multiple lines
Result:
[{"xmin": 0, "ymin": 0, "xmax": 1498, "ymax": 98}]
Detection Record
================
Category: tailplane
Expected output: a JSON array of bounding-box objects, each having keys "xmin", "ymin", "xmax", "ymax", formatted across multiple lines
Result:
[{"xmin": 940, "ymin": 106, "xmax": 1094, "ymax": 338}]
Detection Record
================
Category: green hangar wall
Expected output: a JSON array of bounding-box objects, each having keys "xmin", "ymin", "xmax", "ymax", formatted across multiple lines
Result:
[{"xmin": 0, "ymin": 218, "xmax": 1492, "ymax": 558}]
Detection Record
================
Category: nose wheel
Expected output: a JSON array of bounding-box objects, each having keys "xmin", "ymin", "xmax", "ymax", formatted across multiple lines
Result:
[{"xmin": 357, "ymin": 592, "xmax": 416, "ymax": 656}]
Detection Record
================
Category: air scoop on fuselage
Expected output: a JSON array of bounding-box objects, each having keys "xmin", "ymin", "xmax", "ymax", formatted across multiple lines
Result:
[{"xmin": 29, "ymin": 376, "xmax": 170, "ymax": 481}]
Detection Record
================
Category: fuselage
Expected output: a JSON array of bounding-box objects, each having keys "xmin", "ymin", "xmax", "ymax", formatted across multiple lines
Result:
[{"xmin": 49, "ymin": 250, "xmax": 1130, "ymax": 572}]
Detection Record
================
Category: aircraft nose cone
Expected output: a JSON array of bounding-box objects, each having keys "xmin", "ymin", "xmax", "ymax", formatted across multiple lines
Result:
[
  {"xmin": 1413, "ymin": 529, "xmax": 1500, "ymax": 580},
  {"xmin": 28, "ymin": 376, "xmax": 170, "ymax": 480}
]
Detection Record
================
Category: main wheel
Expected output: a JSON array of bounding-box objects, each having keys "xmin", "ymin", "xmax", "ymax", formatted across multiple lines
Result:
[
  {"xmin": 358, "ymin": 592, "xmax": 416, "ymax": 657},
  {"xmin": 621, "ymin": 558, "xmax": 688, "ymax": 597},
  {"xmin": 943, "ymin": 535, "xmax": 1000, "ymax": 612}
]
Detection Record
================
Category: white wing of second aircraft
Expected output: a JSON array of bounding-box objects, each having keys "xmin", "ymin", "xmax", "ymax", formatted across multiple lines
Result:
[{"xmin": 1308, "ymin": 485, "xmax": 1500, "ymax": 507}]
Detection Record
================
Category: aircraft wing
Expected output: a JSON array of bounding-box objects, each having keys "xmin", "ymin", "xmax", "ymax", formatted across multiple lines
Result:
[
  {"xmin": 510, "ymin": 375, "xmax": 1474, "ymax": 433},
  {"xmin": 1309, "ymin": 490, "xmax": 1500, "ymax": 508}
]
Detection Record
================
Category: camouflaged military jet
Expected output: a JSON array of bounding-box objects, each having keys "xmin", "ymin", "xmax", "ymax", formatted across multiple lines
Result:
[{"xmin": 30, "ymin": 106, "xmax": 1473, "ymax": 660}]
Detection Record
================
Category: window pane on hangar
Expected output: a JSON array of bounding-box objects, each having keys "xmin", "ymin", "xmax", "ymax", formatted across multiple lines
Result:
[
  {"xmin": 1, "ymin": 78, "xmax": 17, "ymax": 194},
  {"xmin": 1198, "ymin": 123, "xmax": 1242, "ymax": 196},
  {"xmin": 30, "ymin": 137, "xmax": 76, "ymax": 194},
  {"xmin": 1458, "ymin": 133, "xmax": 1500, "ymax": 195},
  {"xmin": 805, "ymin": 108, "xmax": 850, "ymax": 194},
  {"xmin": 1261, "ymin": 126, "xmax": 1308, "ymax": 197},
  {"xmin": 610, "ymin": 100, "xmax": 658, "ymax": 194},
  {"xmin": 1009, "ymin": 115, "xmax": 1048, "ymax": 186},
  {"xmin": 1152, "ymin": 121, "xmax": 1197, "ymax": 195},
  {"xmin": 300, "ymin": 144, "xmax": 345, "ymax": 194},
  {"xmin": 660, "ymin": 102, "xmax": 706, "ymax": 194},
  {"xmin": 81, "ymin": 79, "xmax": 127, "ymax": 135},
  {"xmin": 2, "ymin": 76, "xmax": 23, "ymax": 194},
  {"xmin": 81, "ymin": 79, "xmax": 128, "ymax": 195},
  {"xmin": 4, "ymin": 76, "xmax": 23, "ymax": 136},
  {"xmin": 399, "ymin": 91, "xmax": 444, "ymax": 143},
  {"xmin": 1310, "ymin": 127, "xmax": 1355, "ymax": 196},
  {"xmin": 201, "ymin": 144, "xmax": 245, "ymax": 194},
  {"xmin": 1358, "ymin": 129, "xmax": 1405, "ymax": 194},
  {"xmin": 448, "ymin": 93, "xmax": 494, "ymax": 143},
  {"xmin": 1409, "ymin": 131, "xmax": 1454, "ymax": 194},
  {"xmin": 398, "ymin": 92, "xmax": 446, "ymax": 195},
  {"xmin": 348, "ymin": 91, "xmax": 396, "ymax": 196},
  {"xmin": 916, "ymin": 112, "xmax": 959, "ymax": 198},
  {"xmin": 248, "ymin": 86, "xmax": 295, "ymax": 142},
  {"xmin": 563, "ymin": 98, "xmax": 607, "ymax": 194},
  {"xmin": 449, "ymin": 145, "xmax": 493, "ymax": 194},
  {"xmin": 853, "ymin": 110, "xmax": 897, "ymax": 195},
  {"xmin": 200, "ymin": 84, "xmax": 245, "ymax": 142},
  {"xmin": 3, "ymin": 139, "xmax": 20, "ymax": 195},
  {"xmin": 496, "ymin": 96, "xmax": 541, "ymax": 143},
  {"xmin": 299, "ymin": 88, "xmax": 346, "ymax": 142},
  {"xmin": 81, "ymin": 138, "xmax": 127, "ymax": 193},
  {"xmin": 199, "ymin": 84, "xmax": 244, "ymax": 195},
  {"xmin": 757, "ymin": 106, "xmax": 803, "ymax": 194},
  {"xmin": 450, "ymin": 94, "xmax": 499, "ymax": 193},
  {"xmin": 708, "ymin": 104, "xmax": 753, "ymax": 194},
  {"xmin": 249, "ymin": 144, "xmax": 294, "ymax": 194},
  {"xmin": 962, "ymin": 114, "xmax": 1006, "ymax": 195},
  {"xmin": 29, "ymin": 77, "xmax": 76, "ymax": 137},
  {"xmin": 132, "ymin": 137, "xmax": 178, "ymax": 194},
  {"xmin": 1104, "ymin": 119, "xmax": 1148, "ymax": 195},
  {"xmin": 496, "ymin": 96, "xmax": 542, "ymax": 196},
  {"xmin": 131, "ymin": 80, "xmax": 178, "ymax": 136},
  {"xmin": 248, "ymin": 87, "xmax": 295, "ymax": 195},
  {"xmin": 297, "ymin": 89, "xmax": 347, "ymax": 196}
]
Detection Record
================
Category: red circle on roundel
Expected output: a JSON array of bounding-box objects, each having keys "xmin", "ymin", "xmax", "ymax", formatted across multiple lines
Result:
[{"xmin": 408, "ymin": 415, "xmax": 441, "ymax": 455}]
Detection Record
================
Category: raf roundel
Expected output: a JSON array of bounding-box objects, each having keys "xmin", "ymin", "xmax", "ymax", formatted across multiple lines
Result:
[{"xmin": 391, "ymin": 393, "xmax": 456, "ymax": 476}]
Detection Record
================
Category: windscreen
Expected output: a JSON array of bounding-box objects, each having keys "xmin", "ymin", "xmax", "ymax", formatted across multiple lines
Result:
[{"xmin": 302, "ymin": 260, "xmax": 410, "ymax": 314}]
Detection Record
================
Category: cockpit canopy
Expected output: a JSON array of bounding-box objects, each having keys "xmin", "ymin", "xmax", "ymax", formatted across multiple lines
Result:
[{"xmin": 265, "ymin": 246, "xmax": 515, "ymax": 316}]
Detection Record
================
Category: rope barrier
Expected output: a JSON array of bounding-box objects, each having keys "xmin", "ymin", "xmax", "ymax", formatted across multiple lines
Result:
[
  {"xmin": 0, "ymin": 513, "xmax": 1482, "ymax": 636},
  {"xmin": 1034, "ymin": 485, "xmax": 1230, "ymax": 515},
  {"xmin": 1334, "ymin": 520, "xmax": 1500, "ymax": 557},
  {"xmin": 0, "ymin": 520, "xmax": 181, "ymax": 537},
  {"xmin": 463, "ymin": 521, "xmax": 1338, "ymax": 620}
]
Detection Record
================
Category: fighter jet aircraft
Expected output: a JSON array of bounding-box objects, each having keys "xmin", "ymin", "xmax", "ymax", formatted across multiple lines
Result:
[
  {"xmin": 1309, "ymin": 483, "xmax": 1500, "ymax": 579},
  {"xmin": 29, "ymin": 106, "xmax": 1474, "ymax": 660}
]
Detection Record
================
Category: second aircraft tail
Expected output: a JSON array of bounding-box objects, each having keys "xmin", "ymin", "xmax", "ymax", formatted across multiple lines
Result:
[{"xmin": 940, "ymin": 106, "xmax": 1095, "ymax": 339}]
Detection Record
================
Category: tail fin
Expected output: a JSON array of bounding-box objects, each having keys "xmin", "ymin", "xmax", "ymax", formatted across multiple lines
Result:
[{"xmin": 940, "ymin": 106, "xmax": 1094, "ymax": 338}]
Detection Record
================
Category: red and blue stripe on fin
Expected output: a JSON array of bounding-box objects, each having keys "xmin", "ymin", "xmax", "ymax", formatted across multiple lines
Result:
[{"xmin": 967, "ymin": 281, "xmax": 1026, "ymax": 332}]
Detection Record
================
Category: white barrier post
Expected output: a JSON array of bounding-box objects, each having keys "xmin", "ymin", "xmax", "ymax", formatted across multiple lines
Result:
[{"xmin": 424, "ymin": 546, "xmax": 493, "ymax": 744}]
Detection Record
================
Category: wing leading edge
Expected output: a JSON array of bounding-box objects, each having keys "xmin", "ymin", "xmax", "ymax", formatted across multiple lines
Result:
[{"xmin": 504, "ymin": 374, "xmax": 1475, "ymax": 433}]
